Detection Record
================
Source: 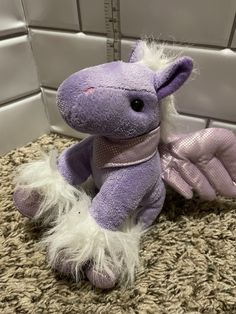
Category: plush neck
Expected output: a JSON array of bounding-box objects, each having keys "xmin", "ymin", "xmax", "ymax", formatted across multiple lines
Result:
[{"xmin": 93, "ymin": 126, "xmax": 160, "ymax": 168}]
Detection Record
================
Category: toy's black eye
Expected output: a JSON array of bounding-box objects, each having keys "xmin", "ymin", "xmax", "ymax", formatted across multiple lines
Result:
[{"xmin": 130, "ymin": 99, "xmax": 144, "ymax": 112}]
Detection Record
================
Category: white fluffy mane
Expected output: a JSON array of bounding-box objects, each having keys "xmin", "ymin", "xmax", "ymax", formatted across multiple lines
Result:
[
  {"xmin": 132, "ymin": 41, "xmax": 182, "ymax": 143},
  {"xmin": 135, "ymin": 41, "xmax": 179, "ymax": 72}
]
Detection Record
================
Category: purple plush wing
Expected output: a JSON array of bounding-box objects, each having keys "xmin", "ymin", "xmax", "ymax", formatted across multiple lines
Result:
[{"xmin": 160, "ymin": 128, "xmax": 236, "ymax": 200}]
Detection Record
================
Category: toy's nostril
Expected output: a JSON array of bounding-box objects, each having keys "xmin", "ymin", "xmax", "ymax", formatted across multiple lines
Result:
[{"xmin": 84, "ymin": 87, "xmax": 95, "ymax": 94}]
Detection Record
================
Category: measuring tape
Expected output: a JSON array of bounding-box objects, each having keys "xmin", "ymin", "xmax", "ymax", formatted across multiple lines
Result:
[{"xmin": 104, "ymin": 0, "xmax": 121, "ymax": 61}]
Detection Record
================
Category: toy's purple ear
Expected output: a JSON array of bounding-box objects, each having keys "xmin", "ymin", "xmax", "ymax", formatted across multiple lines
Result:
[{"xmin": 154, "ymin": 57, "xmax": 193, "ymax": 100}]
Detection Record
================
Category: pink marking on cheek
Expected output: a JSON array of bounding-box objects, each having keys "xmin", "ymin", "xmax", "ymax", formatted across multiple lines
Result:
[{"xmin": 84, "ymin": 87, "xmax": 95, "ymax": 94}]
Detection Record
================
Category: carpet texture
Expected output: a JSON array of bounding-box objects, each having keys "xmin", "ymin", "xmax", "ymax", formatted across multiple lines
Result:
[{"xmin": 1, "ymin": 133, "xmax": 236, "ymax": 314}]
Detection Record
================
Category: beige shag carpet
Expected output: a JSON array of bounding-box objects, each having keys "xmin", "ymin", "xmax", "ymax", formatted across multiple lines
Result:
[{"xmin": 1, "ymin": 133, "xmax": 236, "ymax": 314}]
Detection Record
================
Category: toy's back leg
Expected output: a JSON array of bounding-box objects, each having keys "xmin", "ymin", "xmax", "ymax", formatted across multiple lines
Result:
[
  {"xmin": 13, "ymin": 188, "xmax": 42, "ymax": 219},
  {"xmin": 135, "ymin": 177, "xmax": 166, "ymax": 228}
]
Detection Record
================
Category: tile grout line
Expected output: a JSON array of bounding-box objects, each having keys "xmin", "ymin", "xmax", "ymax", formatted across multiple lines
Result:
[
  {"xmin": 205, "ymin": 118, "xmax": 211, "ymax": 128},
  {"xmin": 3, "ymin": 26, "xmax": 232, "ymax": 53},
  {"xmin": 0, "ymin": 30, "xmax": 229, "ymax": 53},
  {"xmin": 178, "ymin": 111, "xmax": 236, "ymax": 126},
  {"xmin": 76, "ymin": 0, "xmax": 83, "ymax": 32},
  {"xmin": 122, "ymin": 35, "xmax": 228, "ymax": 51},
  {"xmin": 29, "ymin": 25, "xmax": 79, "ymax": 34},
  {"xmin": 0, "ymin": 90, "xmax": 41, "ymax": 108},
  {"xmin": 227, "ymin": 12, "xmax": 236, "ymax": 47},
  {"xmin": 0, "ymin": 31, "xmax": 28, "ymax": 41},
  {"xmin": 29, "ymin": 26, "xmax": 106, "ymax": 38}
]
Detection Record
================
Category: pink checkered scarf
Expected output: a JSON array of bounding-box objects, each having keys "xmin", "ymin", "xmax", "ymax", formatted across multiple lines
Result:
[{"xmin": 94, "ymin": 126, "xmax": 160, "ymax": 168}]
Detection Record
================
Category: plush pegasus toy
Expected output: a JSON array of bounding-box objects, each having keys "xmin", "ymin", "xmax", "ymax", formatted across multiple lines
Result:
[{"xmin": 13, "ymin": 41, "xmax": 236, "ymax": 289}]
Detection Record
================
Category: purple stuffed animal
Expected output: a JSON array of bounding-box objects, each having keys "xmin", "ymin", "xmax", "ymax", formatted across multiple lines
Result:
[{"xmin": 14, "ymin": 41, "xmax": 236, "ymax": 289}]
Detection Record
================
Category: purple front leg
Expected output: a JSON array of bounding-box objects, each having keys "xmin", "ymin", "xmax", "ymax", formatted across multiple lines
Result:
[
  {"xmin": 90, "ymin": 154, "xmax": 165, "ymax": 231},
  {"xmin": 136, "ymin": 176, "xmax": 166, "ymax": 228}
]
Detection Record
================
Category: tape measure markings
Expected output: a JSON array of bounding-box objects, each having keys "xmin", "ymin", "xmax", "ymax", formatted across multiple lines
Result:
[{"xmin": 104, "ymin": 0, "xmax": 121, "ymax": 61}]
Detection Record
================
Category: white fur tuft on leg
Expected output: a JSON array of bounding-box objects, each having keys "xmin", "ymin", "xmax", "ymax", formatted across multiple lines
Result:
[
  {"xmin": 14, "ymin": 151, "xmax": 144, "ymax": 285},
  {"xmin": 42, "ymin": 199, "xmax": 144, "ymax": 286},
  {"xmin": 14, "ymin": 151, "xmax": 83, "ymax": 224}
]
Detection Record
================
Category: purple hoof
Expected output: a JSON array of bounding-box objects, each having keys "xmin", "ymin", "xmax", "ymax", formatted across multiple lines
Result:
[
  {"xmin": 13, "ymin": 188, "xmax": 42, "ymax": 218},
  {"xmin": 85, "ymin": 264, "xmax": 119, "ymax": 289},
  {"xmin": 52, "ymin": 250, "xmax": 78, "ymax": 279},
  {"xmin": 50, "ymin": 250, "xmax": 119, "ymax": 288}
]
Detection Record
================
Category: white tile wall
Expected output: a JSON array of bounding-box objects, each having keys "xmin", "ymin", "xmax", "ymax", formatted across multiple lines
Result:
[
  {"xmin": 42, "ymin": 88, "xmax": 87, "ymax": 139},
  {"xmin": 0, "ymin": 93, "xmax": 50, "ymax": 155},
  {"xmin": 79, "ymin": 0, "xmax": 106, "ymax": 33},
  {"xmin": 175, "ymin": 48, "xmax": 236, "ymax": 123},
  {"xmin": 30, "ymin": 29, "xmax": 107, "ymax": 88},
  {"xmin": 122, "ymin": 40, "xmax": 236, "ymax": 123},
  {"xmin": 209, "ymin": 120, "xmax": 236, "ymax": 135},
  {"xmin": 0, "ymin": 35, "xmax": 39, "ymax": 105},
  {"xmin": 169, "ymin": 114, "xmax": 207, "ymax": 134},
  {"xmin": 0, "ymin": 0, "xmax": 236, "ymax": 154},
  {"xmin": 0, "ymin": 0, "xmax": 26, "ymax": 37},
  {"xmin": 22, "ymin": 0, "xmax": 80, "ymax": 31},
  {"xmin": 120, "ymin": 0, "xmax": 236, "ymax": 46}
]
